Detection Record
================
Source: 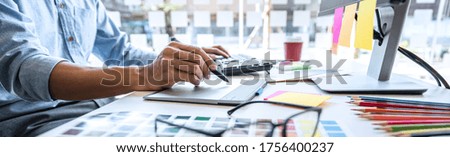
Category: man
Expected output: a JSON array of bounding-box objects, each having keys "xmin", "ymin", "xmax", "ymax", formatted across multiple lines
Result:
[{"xmin": 0, "ymin": 0, "xmax": 229, "ymax": 136}]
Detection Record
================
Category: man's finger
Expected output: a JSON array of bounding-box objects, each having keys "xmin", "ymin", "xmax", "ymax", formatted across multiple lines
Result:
[
  {"xmin": 212, "ymin": 45, "xmax": 230, "ymax": 56},
  {"xmin": 169, "ymin": 42, "xmax": 217, "ymax": 71},
  {"xmin": 202, "ymin": 47, "xmax": 229, "ymax": 58},
  {"xmin": 176, "ymin": 52, "xmax": 209, "ymax": 79},
  {"xmin": 162, "ymin": 46, "xmax": 210, "ymax": 78},
  {"xmin": 208, "ymin": 54, "xmax": 217, "ymax": 60},
  {"xmin": 169, "ymin": 59, "xmax": 204, "ymax": 80}
]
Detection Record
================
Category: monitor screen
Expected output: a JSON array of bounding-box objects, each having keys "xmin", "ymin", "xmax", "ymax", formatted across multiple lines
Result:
[{"xmin": 319, "ymin": 0, "xmax": 405, "ymax": 16}]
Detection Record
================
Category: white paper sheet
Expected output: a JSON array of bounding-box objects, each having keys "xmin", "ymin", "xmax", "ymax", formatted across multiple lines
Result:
[
  {"xmin": 171, "ymin": 11, "xmax": 188, "ymax": 27},
  {"xmin": 152, "ymin": 34, "xmax": 169, "ymax": 52},
  {"xmin": 194, "ymin": 11, "xmax": 211, "ymax": 27},
  {"xmin": 246, "ymin": 11, "xmax": 262, "ymax": 27},
  {"xmin": 293, "ymin": 11, "xmax": 311, "ymax": 27},
  {"xmin": 270, "ymin": 11, "xmax": 287, "ymax": 27},
  {"xmin": 106, "ymin": 11, "xmax": 122, "ymax": 27},
  {"xmin": 129, "ymin": 34, "xmax": 148, "ymax": 48},
  {"xmin": 294, "ymin": 0, "xmax": 312, "ymax": 4},
  {"xmin": 216, "ymin": 11, "xmax": 234, "ymax": 27},
  {"xmin": 197, "ymin": 34, "xmax": 214, "ymax": 47},
  {"xmin": 148, "ymin": 11, "xmax": 166, "ymax": 27}
]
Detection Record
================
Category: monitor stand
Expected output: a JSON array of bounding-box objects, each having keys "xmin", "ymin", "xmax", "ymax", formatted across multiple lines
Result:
[
  {"xmin": 313, "ymin": 74, "xmax": 428, "ymax": 94},
  {"xmin": 314, "ymin": 0, "xmax": 428, "ymax": 94}
]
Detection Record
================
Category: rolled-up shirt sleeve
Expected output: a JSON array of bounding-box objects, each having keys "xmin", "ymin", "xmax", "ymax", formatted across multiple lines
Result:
[
  {"xmin": 92, "ymin": 1, "xmax": 157, "ymax": 66},
  {"xmin": 0, "ymin": 2, "xmax": 65, "ymax": 101}
]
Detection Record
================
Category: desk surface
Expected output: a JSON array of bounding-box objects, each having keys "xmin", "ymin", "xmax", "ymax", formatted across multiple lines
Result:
[{"xmin": 40, "ymin": 50, "xmax": 450, "ymax": 137}]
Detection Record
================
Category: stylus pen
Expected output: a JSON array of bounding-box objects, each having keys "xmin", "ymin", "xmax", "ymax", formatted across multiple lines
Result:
[
  {"xmin": 255, "ymin": 82, "xmax": 268, "ymax": 96},
  {"xmin": 171, "ymin": 37, "xmax": 229, "ymax": 83},
  {"xmin": 211, "ymin": 70, "xmax": 230, "ymax": 83}
]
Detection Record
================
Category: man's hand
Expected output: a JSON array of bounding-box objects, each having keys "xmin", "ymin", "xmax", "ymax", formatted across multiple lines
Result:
[
  {"xmin": 202, "ymin": 45, "xmax": 231, "ymax": 59},
  {"xmin": 49, "ymin": 42, "xmax": 231, "ymax": 100},
  {"xmin": 134, "ymin": 42, "xmax": 223, "ymax": 91}
]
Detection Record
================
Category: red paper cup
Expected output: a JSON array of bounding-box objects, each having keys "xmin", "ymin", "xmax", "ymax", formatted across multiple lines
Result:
[{"xmin": 284, "ymin": 42, "xmax": 303, "ymax": 61}]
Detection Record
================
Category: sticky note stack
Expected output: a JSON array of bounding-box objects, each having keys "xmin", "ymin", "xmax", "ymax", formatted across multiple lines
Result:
[{"xmin": 332, "ymin": 0, "xmax": 377, "ymax": 50}]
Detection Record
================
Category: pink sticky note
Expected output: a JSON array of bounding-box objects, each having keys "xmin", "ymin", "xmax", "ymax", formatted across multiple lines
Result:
[
  {"xmin": 264, "ymin": 91, "xmax": 287, "ymax": 100},
  {"xmin": 332, "ymin": 7, "xmax": 344, "ymax": 44}
]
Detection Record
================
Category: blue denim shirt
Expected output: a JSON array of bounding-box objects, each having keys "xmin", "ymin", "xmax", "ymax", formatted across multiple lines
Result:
[{"xmin": 0, "ymin": 0, "xmax": 157, "ymax": 122}]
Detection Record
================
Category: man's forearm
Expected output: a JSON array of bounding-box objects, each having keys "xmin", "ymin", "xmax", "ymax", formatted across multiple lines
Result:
[{"xmin": 49, "ymin": 62, "xmax": 141, "ymax": 100}]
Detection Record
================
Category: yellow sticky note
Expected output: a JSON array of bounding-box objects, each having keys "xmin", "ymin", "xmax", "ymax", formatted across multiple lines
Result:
[
  {"xmin": 354, "ymin": 0, "xmax": 376, "ymax": 50},
  {"xmin": 268, "ymin": 92, "xmax": 331, "ymax": 107},
  {"xmin": 338, "ymin": 3, "xmax": 358, "ymax": 47}
]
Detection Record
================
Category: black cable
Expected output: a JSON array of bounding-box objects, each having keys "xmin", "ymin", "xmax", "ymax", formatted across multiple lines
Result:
[
  {"xmin": 398, "ymin": 49, "xmax": 441, "ymax": 86},
  {"xmin": 371, "ymin": 10, "xmax": 450, "ymax": 89},
  {"xmin": 398, "ymin": 47, "xmax": 442, "ymax": 87},
  {"xmin": 399, "ymin": 47, "xmax": 450, "ymax": 88}
]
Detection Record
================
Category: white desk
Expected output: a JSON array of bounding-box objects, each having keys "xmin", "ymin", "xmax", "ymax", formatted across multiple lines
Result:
[{"xmin": 41, "ymin": 50, "xmax": 450, "ymax": 137}]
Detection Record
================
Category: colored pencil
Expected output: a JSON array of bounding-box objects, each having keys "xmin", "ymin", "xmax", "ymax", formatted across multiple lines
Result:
[
  {"xmin": 352, "ymin": 108, "xmax": 450, "ymax": 115},
  {"xmin": 376, "ymin": 123, "xmax": 450, "ymax": 132},
  {"xmin": 349, "ymin": 96, "xmax": 450, "ymax": 108},
  {"xmin": 359, "ymin": 114, "xmax": 450, "ymax": 121},
  {"xmin": 350, "ymin": 101, "xmax": 450, "ymax": 111},
  {"xmin": 373, "ymin": 120, "xmax": 450, "ymax": 125},
  {"xmin": 394, "ymin": 127, "xmax": 450, "ymax": 135},
  {"xmin": 393, "ymin": 129, "xmax": 450, "ymax": 137}
]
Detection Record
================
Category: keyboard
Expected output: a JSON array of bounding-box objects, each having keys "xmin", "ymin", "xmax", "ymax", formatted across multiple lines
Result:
[{"xmin": 215, "ymin": 54, "xmax": 274, "ymax": 76}]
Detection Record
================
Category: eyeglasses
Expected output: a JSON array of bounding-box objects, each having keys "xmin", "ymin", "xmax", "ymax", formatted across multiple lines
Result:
[{"xmin": 154, "ymin": 101, "xmax": 322, "ymax": 137}]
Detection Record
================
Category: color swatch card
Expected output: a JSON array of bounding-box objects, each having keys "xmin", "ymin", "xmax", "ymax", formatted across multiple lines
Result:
[
  {"xmin": 264, "ymin": 91, "xmax": 332, "ymax": 107},
  {"xmin": 49, "ymin": 112, "xmax": 349, "ymax": 137}
]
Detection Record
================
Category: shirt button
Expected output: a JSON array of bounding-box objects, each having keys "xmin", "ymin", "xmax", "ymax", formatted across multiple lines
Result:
[
  {"xmin": 59, "ymin": 3, "xmax": 65, "ymax": 9},
  {"xmin": 68, "ymin": 36, "xmax": 74, "ymax": 42}
]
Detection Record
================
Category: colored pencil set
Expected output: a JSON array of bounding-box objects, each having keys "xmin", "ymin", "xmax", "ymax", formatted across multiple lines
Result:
[{"xmin": 349, "ymin": 96, "xmax": 450, "ymax": 137}]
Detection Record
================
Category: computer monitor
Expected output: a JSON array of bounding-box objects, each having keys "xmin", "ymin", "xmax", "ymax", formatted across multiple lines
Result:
[{"xmin": 313, "ymin": 0, "xmax": 428, "ymax": 94}]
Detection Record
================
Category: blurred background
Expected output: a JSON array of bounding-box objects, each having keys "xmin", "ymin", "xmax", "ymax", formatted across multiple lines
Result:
[{"xmin": 99, "ymin": 0, "xmax": 450, "ymax": 85}]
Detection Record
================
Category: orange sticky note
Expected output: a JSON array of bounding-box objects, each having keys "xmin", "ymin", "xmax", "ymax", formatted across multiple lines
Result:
[
  {"xmin": 354, "ymin": 0, "xmax": 376, "ymax": 50},
  {"xmin": 338, "ymin": 3, "xmax": 358, "ymax": 47}
]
